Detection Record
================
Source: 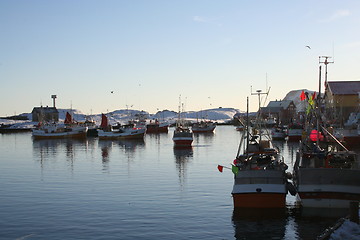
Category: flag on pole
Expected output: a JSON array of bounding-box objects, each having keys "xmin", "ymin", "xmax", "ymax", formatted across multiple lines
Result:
[
  {"xmin": 300, "ymin": 90, "xmax": 306, "ymax": 101},
  {"xmin": 217, "ymin": 165, "xmax": 223, "ymax": 173},
  {"xmin": 232, "ymin": 165, "xmax": 239, "ymax": 175},
  {"xmin": 311, "ymin": 91, "xmax": 316, "ymax": 100}
]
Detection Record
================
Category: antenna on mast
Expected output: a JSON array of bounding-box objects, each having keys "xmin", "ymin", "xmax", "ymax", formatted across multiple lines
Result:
[{"xmin": 319, "ymin": 56, "xmax": 334, "ymax": 95}]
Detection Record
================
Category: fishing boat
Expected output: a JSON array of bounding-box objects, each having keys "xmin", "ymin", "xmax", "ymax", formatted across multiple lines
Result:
[
  {"xmin": 173, "ymin": 125, "xmax": 193, "ymax": 147},
  {"xmin": 293, "ymin": 128, "xmax": 360, "ymax": 208},
  {"xmin": 334, "ymin": 127, "xmax": 360, "ymax": 149},
  {"xmin": 32, "ymin": 112, "xmax": 88, "ymax": 139},
  {"xmin": 292, "ymin": 58, "xmax": 360, "ymax": 208},
  {"xmin": 333, "ymin": 112, "xmax": 360, "ymax": 149},
  {"xmin": 191, "ymin": 120, "xmax": 216, "ymax": 133},
  {"xmin": 271, "ymin": 126, "xmax": 286, "ymax": 140},
  {"xmin": 286, "ymin": 123, "xmax": 304, "ymax": 141},
  {"xmin": 231, "ymin": 96, "xmax": 293, "ymax": 208},
  {"xmin": 172, "ymin": 98, "xmax": 193, "ymax": 147},
  {"xmin": 0, "ymin": 123, "xmax": 33, "ymax": 133},
  {"xmin": 146, "ymin": 119, "xmax": 169, "ymax": 133},
  {"xmin": 97, "ymin": 114, "xmax": 146, "ymax": 140}
]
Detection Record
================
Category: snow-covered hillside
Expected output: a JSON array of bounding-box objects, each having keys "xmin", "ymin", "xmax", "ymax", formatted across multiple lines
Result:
[{"xmin": 2, "ymin": 89, "xmax": 320, "ymax": 127}]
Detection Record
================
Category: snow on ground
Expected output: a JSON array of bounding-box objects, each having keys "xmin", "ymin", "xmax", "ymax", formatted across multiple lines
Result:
[
  {"xmin": 0, "ymin": 107, "xmax": 241, "ymax": 128},
  {"xmin": 330, "ymin": 219, "xmax": 360, "ymax": 240}
]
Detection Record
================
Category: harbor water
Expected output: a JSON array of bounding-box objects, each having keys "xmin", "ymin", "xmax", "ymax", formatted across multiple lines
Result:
[{"xmin": 0, "ymin": 126, "xmax": 352, "ymax": 239}]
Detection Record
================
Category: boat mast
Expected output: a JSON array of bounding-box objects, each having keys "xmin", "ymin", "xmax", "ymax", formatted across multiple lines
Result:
[
  {"xmin": 318, "ymin": 56, "xmax": 334, "ymax": 145},
  {"xmin": 251, "ymin": 86, "xmax": 270, "ymax": 143},
  {"xmin": 319, "ymin": 56, "xmax": 334, "ymax": 124},
  {"xmin": 246, "ymin": 97, "xmax": 249, "ymax": 158}
]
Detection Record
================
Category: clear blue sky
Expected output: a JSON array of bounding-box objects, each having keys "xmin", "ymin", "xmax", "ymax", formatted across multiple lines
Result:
[{"xmin": 1, "ymin": 0, "xmax": 360, "ymax": 116}]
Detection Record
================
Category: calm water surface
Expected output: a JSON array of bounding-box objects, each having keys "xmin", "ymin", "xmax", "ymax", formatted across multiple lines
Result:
[{"xmin": 0, "ymin": 126, "xmax": 348, "ymax": 239}]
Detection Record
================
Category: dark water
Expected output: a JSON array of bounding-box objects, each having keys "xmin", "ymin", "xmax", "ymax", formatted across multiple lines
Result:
[{"xmin": 0, "ymin": 126, "xmax": 347, "ymax": 239}]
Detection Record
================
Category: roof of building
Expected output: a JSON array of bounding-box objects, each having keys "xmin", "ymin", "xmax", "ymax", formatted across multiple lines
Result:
[
  {"xmin": 327, "ymin": 81, "xmax": 360, "ymax": 95},
  {"xmin": 260, "ymin": 100, "xmax": 295, "ymax": 113},
  {"xmin": 266, "ymin": 100, "xmax": 294, "ymax": 109},
  {"xmin": 32, "ymin": 107, "xmax": 59, "ymax": 113}
]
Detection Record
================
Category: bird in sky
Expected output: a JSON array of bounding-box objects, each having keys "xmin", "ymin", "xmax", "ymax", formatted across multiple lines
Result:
[
  {"xmin": 111, "ymin": 91, "xmax": 114, "ymax": 94},
  {"xmin": 305, "ymin": 45, "xmax": 311, "ymax": 49}
]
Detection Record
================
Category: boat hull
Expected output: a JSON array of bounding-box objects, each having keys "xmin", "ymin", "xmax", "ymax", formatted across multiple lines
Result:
[
  {"xmin": 32, "ymin": 127, "xmax": 88, "ymax": 139},
  {"xmin": 173, "ymin": 129, "xmax": 193, "ymax": 147},
  {"xmin": 98, "ymin": 129, "xmax": 145, "ymax": 139},
  {"xmin": 286, "ymin": 129, "xmax": 303, "ymax": 141},
  {"xmin": 192, "ymin": 125, "xmax": 216, "ymax": 133},
  {"xmin": 232, "ymin": 192, "xmax": 286, "ymax": 208},
  {"xmin": 172, "ymin": 137, "xmax": 193, "ymax": 147},
  {"xmin": 232, "ymin": 170, "xmax": 287, "ymax": 208},
  {"xmin": 293, "ymin": 167, "xmax": 360, "ymax": 208},
  {"xmin": 271, "ymin": 133, "xmax": 286, "ymax": 140},
  {"xmin": 343, "ymin": 135, "xmax": 360, "ymax": 148},
  {"xmin": 146, "ymin": 125, "xmax": 168, "ymax": 133},
  {"xmin": 334, "ymin": 128, "xmax": 360, "ymax": 148}
]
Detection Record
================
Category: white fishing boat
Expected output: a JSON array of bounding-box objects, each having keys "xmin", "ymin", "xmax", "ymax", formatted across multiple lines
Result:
[
  {"xmin": 191, "ymin": 120, "xmax": 216, "ymax": 133},
  {"xmin": 172, "ymin": 126, "xmax": 193, "ymax": 147},
  {"xmin": 32, "ymin": 112, "xmax": 88, "ymax": 139},
  {"xmin": 172, "ymin": 97, "xmax": 193, "ymax": 147},
  {"xmin": 231, "ymin": 96, "xmax": 293, "ymax": 208},
  {"xmin": 97, "ymin": 114, "xmax": 146, "ymax": 139}
]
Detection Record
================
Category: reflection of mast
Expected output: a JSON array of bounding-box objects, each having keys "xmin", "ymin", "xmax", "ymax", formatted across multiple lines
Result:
[{"xmin": 173, "ymin": 148, "xmax": 193, "ymax": 190}]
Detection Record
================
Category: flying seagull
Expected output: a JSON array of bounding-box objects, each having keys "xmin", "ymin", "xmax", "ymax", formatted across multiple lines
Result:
[{"xmin": 305, "ymin": 45, "xmax": 311, "ymax": 49}]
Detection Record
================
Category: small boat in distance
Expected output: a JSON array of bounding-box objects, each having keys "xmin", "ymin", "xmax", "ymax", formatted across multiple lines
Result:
[
  {"xmin": 191, "ymin": 120, "xmax": 216, "ymax": 133},
  {"xmin": 172, "ymin": 98, "xmax": 193, "ymax": 147},
  {"xmin": 146, "ymin": 119, "xmax": 169, "ymax": 133},
  {"xmin": 32, "ymin": 112, "xmax": 88, "ymax": 139},
  {"xmin": 172, "ymin": 125, "xmax": 193, "ymax": 147},
  {"xmin": 97, "ymin": 114, "xmax": 146, "ymax": 140},
  {"xmin": 0, "ymin": 123, "xmax": 33, "ymax": 133},
  {"xmin": 286, "ymin": 123, "xmax": 303, "ymax": 141},
  {"xmin": 271, "ymin": 126, "xmax": 286, "ymax": 141}
]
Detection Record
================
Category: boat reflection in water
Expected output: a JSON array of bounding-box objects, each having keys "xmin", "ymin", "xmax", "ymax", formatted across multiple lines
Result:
[
  {"xmin": 173, "ymin": 147, "xmax": 193, "ymax": 189},
  {"xmin": 33, "ymin": 138, "xmax": 90, "ymax": 161},
  {"xmin": 293, "ymin": 207, "xmax": 349, "ymax": 240},
  {"xmin": 232, "ymin": 206, "xmax": 349, "ymax": 240},
  {"xmin": 98, "ymin": 140, "xmax": 113, "ymax": 170},
  {"xmin": 232, "ymin": 208, "xmax": 287, "ymax": 240},
  {"xmin": 193, "ymin": 132, "xmax": 215, "ymax": 146}
]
